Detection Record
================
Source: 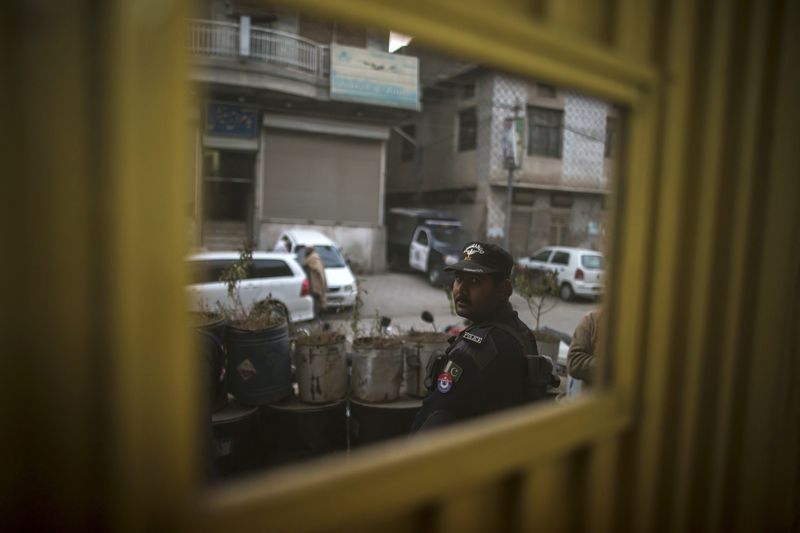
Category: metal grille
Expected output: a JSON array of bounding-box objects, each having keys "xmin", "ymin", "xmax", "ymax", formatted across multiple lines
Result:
[
  {"xmin": 562, "ymin": 90, "xmax": 609, "ymax": 189},
  {"xmin": 486, "ymin": 74, "xmax": 528, "ymax": 240}
]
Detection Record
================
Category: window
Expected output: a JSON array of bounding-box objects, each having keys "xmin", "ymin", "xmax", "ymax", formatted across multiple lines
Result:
[
  {"xmin": 183, "ymin": 10, "xmax": 630, "ymax": 485},
  {"xmin": 188, "ymin": 259, "xmax": 232, "ymax": 284},
  {"xmin": 528, "ymin": 106, "xmax": 563, "ymax": 158},
  {"xmin": 202, "ymin": 149, "xmax": 255, "ymax": 222},
  {"xmin": 458, "ymin": 107, "xmax": 477, "ymax": 152},
  {"xmin": 581, "ymin": 254, "xmax": 604, "ymax": 270},
  {"xmin": 313, "ymin": 245, "xmax": 347, "ymax": 268},
  {"xmin": 605, "ymin": 116, "xmax": 616, "ymax": 158},
  {"xmin": 400, "ymin": 125, "xmax": 415, "ymax": 161},
  {"xmin": 551, "ymin": 192, "xmax": 574, "ymax": 208},
  {"xmin": 461, "ymin": 82, "xmax": 475, "ymax": 100},
  {"xmin": 537, "ymin": 83, "xmax": 557, "ymax": 98},
  {"xmin": 551, "ymin": 251, "xmax": 570, "ymax": 265},
  {"xmin": 250, "ymin": 259, "xmax": 293, "ymax": 279},
  {"xmin": 513, "ymin": 190, "xmax": 537, "ymax": 205},
  {"xmin": 430, "ymin": 226, "xmax": 470, "ymax": 246}
]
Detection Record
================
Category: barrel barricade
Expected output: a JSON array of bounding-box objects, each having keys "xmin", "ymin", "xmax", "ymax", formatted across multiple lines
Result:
[{"xmin": 205, "ymin": 333, "xmax": 448, "ymax": 479}]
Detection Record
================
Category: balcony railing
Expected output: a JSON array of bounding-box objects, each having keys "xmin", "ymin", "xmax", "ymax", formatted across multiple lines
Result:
[{"xmin": 187, "ymin": 19, "xmax": 329, "ymax": 78}]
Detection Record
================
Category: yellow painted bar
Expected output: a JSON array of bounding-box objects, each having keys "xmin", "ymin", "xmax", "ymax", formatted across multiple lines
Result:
[
  {"xmin": 732, "ymin": 0, "xmax": 800, "ymax": 529},
  {"xmin": 670, "ymin": 0, "xmax": 736, "ymax": 529},
  {"xmin": 202, "ymin": 395, "xmax": 621, "ymax": 533},
  {"xmin": 628, "ymin": 0, "xmax": 700, "ymax": 529},
  {"xmin": 703, "ymin": 0, "xmax": 773, "ymax": 525},
  {"xmin": 273, "ymin": 0, "xmax": 654, "ymax": 104},
  {"xmin": 547, "ymin": 0, "xmax": 614, "ymax": 45},
  {"xmin": 2, "ymin": 4, "xmax": 97, "ymax": 530}
]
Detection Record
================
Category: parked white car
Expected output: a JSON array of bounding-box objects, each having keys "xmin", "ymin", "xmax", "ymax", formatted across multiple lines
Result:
[
  {"xmin": 516, "ymin": 246, "xmax": 604, "ymax": 301},
  {"xmin": 274, "ymin": 229, "xmax": 358, "ymax": 308},
  {"xmin": 186, "ymin": 251, "xmax": 315, "ymax": 322}
]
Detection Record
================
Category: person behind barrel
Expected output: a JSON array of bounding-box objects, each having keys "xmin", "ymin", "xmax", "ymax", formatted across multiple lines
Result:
[{"xmin": 411, "ymin": 242, "xmax": 537, "ymax": 432}]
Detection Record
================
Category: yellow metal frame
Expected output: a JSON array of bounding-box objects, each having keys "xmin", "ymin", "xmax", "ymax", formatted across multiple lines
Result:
[{"xmin": 5, "ymin": 1, "xmax": 798, "ymax": 532}]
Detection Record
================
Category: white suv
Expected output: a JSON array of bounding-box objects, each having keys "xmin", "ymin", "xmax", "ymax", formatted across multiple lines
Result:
[
  {"xmin": 186, "ymin": 251, "xmax": 315, "ymax": 322},
  {"xmin": 516, "ymin": 246, "xmax": 605, "ymax": 301}
]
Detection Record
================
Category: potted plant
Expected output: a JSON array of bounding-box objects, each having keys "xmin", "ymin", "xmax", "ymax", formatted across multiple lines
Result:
[
  {"xmin": 349, "ymin": 301, "xmax": 404, "ymax": 403},
  {"xmin": 511, "ymin": 267, "xmax": 561, "ymax": 365},
  {"xmin": 293, "ymin": 325, "xmax": 348, "ymax": 404},
  {"xmin": 400, "ymin": 328, "xmax": 449, "ymax": 398},
  {"xmin": 217, "ymin": 243, "xmax": 293, "ymax": 406}
]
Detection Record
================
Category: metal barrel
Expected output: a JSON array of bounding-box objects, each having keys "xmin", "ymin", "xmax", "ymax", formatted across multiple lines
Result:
[
  {"xmin": 401, "ymin": 332, "xmax": 450, "ymax": 397},
  {"xmin": 294, "ymin": 337, "xmax": 348, "ymax": 404},
  {"xmin": 349, "ymin": 396, "xmax": 423, "ymax": 447},
  {"xmin": 209, "ymin": 399, "xmax": 260, "ymax": 482},
  {"xmin": 192, "ymin": 313, "xmax": 228, "ymax": 413},
  {"xmin": 225, "ymin": 322, "xmax": 293, "ymax": 406},
  {"xmin": 350, "ymin": 338, "xmax": 404, "ymax": 403},
  {"xmin": 260, "ymin": 396, "xmax": 347, "ymax": 467}
]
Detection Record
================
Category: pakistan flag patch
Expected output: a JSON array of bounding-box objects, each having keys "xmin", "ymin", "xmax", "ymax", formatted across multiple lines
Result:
[{"xmin": 449, "ymin": 362, "xmax": 463, "ymax": 382}]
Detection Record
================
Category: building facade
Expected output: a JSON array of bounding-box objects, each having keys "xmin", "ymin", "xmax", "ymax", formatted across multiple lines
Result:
[
  {"xmin": 386, "ymin": 48, "xmax": 616, "ymax": 259},
  {"xmin": 187, "ymin": 0, "xmax": 419, "ymax": 272}
]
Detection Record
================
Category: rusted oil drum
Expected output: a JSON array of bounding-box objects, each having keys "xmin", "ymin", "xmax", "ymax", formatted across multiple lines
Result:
[
  {"xmin": 191, "ymin": 312, "xmax": 228, "ymax": 413},
  {"xmin": 293, "ymin": 334, "xmax": 348, "ymax": 404},
  {"xmin": 401, "ymin": 332, "xmax": 450, "ymax": 397},
  {"xmin": 209, "ymin": 398, "xmax": 260, "ymax": 481},
  {"xmin": 350, "ymin": 337, "xmax": 404, "ymax": 403},
  {"xmin": 226, "ymin": 321, "xmax": 292, "ymax": 406},
  {"xmin": 349, "ymin": 396, "xmax": 423, "ymax": 447},
  {"xmin": 261, "ymin": 396, "xmax": 347, "ymax": 467}
]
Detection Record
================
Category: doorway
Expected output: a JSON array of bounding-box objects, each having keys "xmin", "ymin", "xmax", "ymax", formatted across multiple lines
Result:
[{"xmin": 202, "ymin": 148, "xmax": 255, "ymax": 248}]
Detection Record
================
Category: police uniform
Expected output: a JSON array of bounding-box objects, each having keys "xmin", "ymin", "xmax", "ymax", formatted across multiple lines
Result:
[
  {"xmin": 410, "ymin": 242, "xmax": 538, "ymax": 432},
  {"xmin": 410, "ymin": 303, "xmax": 534, "ymax": 431}
]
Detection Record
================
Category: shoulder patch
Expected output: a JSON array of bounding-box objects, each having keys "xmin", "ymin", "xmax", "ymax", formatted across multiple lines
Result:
[{"xmin": 449, "ymin": 362, "xmax": 464, "ymax": 382}]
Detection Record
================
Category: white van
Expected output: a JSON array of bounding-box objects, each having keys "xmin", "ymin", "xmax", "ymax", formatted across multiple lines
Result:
[{"xmin": 274, "ymin": 229, "xmax": 358, "ymax": 308}]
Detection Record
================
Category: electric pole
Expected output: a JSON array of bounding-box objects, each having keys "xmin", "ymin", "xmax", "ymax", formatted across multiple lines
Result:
[{"xmin": 503, "ymin": 102, "xmax": 522, "ymax": 252}]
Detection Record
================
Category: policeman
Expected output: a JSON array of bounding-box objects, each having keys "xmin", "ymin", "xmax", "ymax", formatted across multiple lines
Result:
[{"xmin": 410, "ymin": 242, "xmax": 537, "ymax": 432}]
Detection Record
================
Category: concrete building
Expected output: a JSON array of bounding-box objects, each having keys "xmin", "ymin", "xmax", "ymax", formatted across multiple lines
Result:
[
  {"xmin": 187, "ymin": 1, "xmax": 420, "ymax": 272},
  {"xmin": 386, "ymin": 47, "xmax": 617, "ymax": 259}
]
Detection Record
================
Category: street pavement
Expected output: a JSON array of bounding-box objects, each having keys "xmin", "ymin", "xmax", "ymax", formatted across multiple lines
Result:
[{"xmin": 321, "ymin": 271, "xmax": 599, "ymax": 339}]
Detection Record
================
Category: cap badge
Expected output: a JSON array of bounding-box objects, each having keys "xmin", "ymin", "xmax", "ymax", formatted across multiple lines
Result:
[{"xmin": 463, "ymin": 243, "xmax": 485, "ymax": 261}]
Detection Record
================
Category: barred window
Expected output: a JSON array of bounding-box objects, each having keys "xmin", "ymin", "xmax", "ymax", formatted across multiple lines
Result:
[
  {"xmin": 458, "ymin": 107, "xmax": 477, "ymax": 152},
  {"xmin": 528, "ymin": 106, "xmax": 563, "ymax": 158}
]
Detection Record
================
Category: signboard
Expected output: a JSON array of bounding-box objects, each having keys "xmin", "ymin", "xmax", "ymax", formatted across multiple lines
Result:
[
  {"xmin": 329, "ymin": 44, "xmax": 420, "ymax": 110},
  {"xmin": 502, "ymin": 117, "xmax": 526, "ymax": 169},
  {"xmin": 205, "ymin": 102, "xmax": 259, "ymax": 138}
]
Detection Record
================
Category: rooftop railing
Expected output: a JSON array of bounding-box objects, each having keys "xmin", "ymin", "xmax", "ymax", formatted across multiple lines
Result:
[{"xmin": 187, "ymin": 19, "xmax": 329, "ymax": 78}]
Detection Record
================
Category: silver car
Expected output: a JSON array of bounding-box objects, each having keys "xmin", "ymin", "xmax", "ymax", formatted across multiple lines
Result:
[{"xmin": 516, "ymin": 246, "xmax": 604, "ymax": 301}]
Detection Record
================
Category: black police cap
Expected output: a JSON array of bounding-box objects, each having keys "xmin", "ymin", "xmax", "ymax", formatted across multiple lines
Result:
[{"xmin": 443, "ymin": 242, "xmax": 514, "ymax": 278}]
